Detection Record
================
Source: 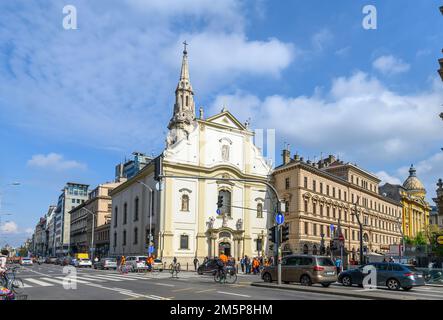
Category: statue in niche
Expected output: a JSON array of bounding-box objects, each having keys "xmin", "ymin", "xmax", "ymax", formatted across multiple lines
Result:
[
  {"xmin": 236, "ymin": 218, "xmax": 243, "ymax": 231},
  {"xmin": 207, "ymin": 216, "xmax": 215, "ymax": 229},
  {"xmin": 222, "ymin": 144, "xmax": 230, "ymax": 161}
]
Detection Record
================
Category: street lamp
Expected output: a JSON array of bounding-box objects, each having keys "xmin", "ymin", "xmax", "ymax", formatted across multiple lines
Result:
[
  {"xmin": 136, "ymin": 181, "xmax": 155, "ymax": 254},
  {"xmin": 395, "ymin": 216, "xmax": 405, "ymax": 263},
  {"xmin": 351, "ymin": 197, "xmax": 364, "ymax": 265},
  {"xmin": 80, "ymin": 207, "xmax": 96, "ymax": 261}
]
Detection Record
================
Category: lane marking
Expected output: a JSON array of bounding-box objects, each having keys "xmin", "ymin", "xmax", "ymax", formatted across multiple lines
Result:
[
  {"xmin": 153, "ymin": 283, "xmax": 175, "ymax": 287},
  {"xmin": 216, "ymin": 291, "xmax": 251, "ymax": 298},
  {"xmin": 195, "ymin": 289, "xmax": 216, "ymax": 294},
  {"xmin": 75, "ymin": 276, "xmax": 106, "ymax": 282},
  {"xmin": 172, "ymin": 287, "xmax": 194, "ymax": 292},
  {"xmin": 24, "ymin": 278, "xmax": 54, "ymax": 287}
]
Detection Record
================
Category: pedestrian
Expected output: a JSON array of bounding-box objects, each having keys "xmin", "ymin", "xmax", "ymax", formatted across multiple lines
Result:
[
  {"xmin": 335, "ymin": 257, "xmax": 342, "ymax": 274},
  {"xmin": 245, "ymin": 255, "xmax": 250, "ymax": 274},
  {"xmin": 193, "ymin": 256, "xmax": 199, "ymax": 271},
  {"xmin": 240, "ymin": 256, "xmax": 245, "ymax": 273}
]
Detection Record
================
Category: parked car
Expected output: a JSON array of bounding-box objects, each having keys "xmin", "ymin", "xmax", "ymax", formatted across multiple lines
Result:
[
  {"xmin": 46, "ymin": 257, "xmax": 58, "ymax": 264},
  {"xmin": 37, "ymin": 257, "xmax": 45, "ymax": 265},
  {"xmin": 151, "ymin": 258, "xmax": 164, "ymax": 272},
  {"xmin": 261, "ymin": 254, "xmax": 337, "ymax": 287},
  {"xmin": 197, "ymin": 258, "xmax": 236, "ymax": 275},
  {"xmin": 20, "ymin": 257, "xmax": 33, "ymax": 266},
  {"xmin": 125, "ymin": 256, "xmax": 148, "ymax": 271},
  {"xmin": 338, "ymin": 262, "xmax": 425, "ymax": 291},
  {"xmin": 69, "ymin": 258, "xmax": 78, "ymax": 266},
  {"xmin": 94, "ymin": 258, "xmax": 117, "ymax": 270},
  {"xmin": 75, "ymin": 258, "xmax": 92, "ymax": 268}
]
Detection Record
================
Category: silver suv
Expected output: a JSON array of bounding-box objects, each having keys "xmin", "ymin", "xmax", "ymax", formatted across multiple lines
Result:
[{"xmin": 261, "ymin": 254, "xmax": 337, "ymax": 287}]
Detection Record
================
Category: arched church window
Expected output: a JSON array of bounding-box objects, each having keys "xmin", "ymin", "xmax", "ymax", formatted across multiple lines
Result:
[
  {"xmin": 257, "ymin": 203, "xmax": 263, "ymax": 218},
  {"xmin": 222, "ymin": 145, "xmax": 230, "ymax": 161},
  {"xmin": 219, "ymin": 189, "xmax": 231, "ymax": 217},
  {"xmin": 181, "ymin": 194, "xmax": 189, "ymax": 212},
  {"xmin": 186, "ymin": 95, "xmax": 189, "ymax": 107},
  {"xmin": 303, "ymin": 244, "xmax": 309, "ymax": 254}
]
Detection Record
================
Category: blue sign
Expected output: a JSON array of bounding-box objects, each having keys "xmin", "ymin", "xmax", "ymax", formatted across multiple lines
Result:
[
  {"xmin": 216, "ymin": 208, "xmax": 221, "ymax": 215},
  {"xmin": 330, "ymin": 224, "xmax": 335, "ymax": 232},
  {"xmin": 275, "ymin": 213, "xmax": 284, "ymax": 225},
  {"xmin": 148, "ymin": 246, "xmax": 154, "ymax": 254}
]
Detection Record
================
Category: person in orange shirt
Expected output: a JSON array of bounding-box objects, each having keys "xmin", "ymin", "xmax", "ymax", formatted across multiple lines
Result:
[
  {"xmin": 252, "ymin": 257, "xmax": 260, "ymax": 274},
  {"xmin": 147, "ymin": 255, "xmax": 154, "ymax": 271},
  {"xmin": 219, "ymin": 252, "xmax": 228, "ymax": 264}
]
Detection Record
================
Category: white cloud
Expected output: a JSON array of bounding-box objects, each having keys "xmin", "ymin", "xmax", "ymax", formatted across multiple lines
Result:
[
  {"xmin": 372, "ymin": 55, "xmax": 410, "ymax": 75},
  {"xmin": 27, "ymin": 153, "xmax": 86, "ymax": 171},
  {"xmin": 311, "ymin": 29, "xmax": 333, "ymax": 52},
  {"xmin": 0, "ymin": 1, "xmax": 294, "ymax": 151},
  {"xmin": 0, "ymin": 221, "xmax": 18, "ymax": 234},
  {"xmin": 375, "ymin": 171, "xmax": 402, "ymax": 185},
  {"xmin": 210, "ymin": 72, "xmax": 443, "ymax": 168}
]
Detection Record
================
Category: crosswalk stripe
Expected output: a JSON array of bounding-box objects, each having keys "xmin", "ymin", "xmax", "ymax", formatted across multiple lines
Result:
[
  {"xmin": 24, "ymin": 278, "xmax": 54, "ymax": 287},
  {"xmin": 40, "ymin": 277, "xmax": 65, "ymax": 285},
  {"xmin": 80, "ymin": 275, "xmax": 123, "ymax": 282},
  {"xmin": 75, "ymin": 276, "xmax": 106, "ymax": 282},
  {"xmin": 55, "ymin": 277, "xmax": 91, "ymax": 284},
  {"xmin": 96, "ymin": 274, "xmax": 138, "ymax": 281}
]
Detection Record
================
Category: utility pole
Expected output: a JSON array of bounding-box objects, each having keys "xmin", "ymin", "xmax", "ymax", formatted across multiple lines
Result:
[
  {"xmin": 80, "ymin": 207, "xmax": 96, "ymax": 261},
  {"xmin": 137, "ymin": 181, "xmax": 155, "ymax": 255},
  {"xmin": 396, "ymin": 216, "xmax": 405, "ymax": 263}
]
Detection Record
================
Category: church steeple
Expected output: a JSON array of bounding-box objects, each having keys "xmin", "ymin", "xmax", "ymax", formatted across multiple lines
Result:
[
  {"xmin": 166, "ymin": 42, "xmax": 197, "ymax": 147},
  {"xmin": 168, "ymin": 41, "xmax": 196, "ymax": 131}
]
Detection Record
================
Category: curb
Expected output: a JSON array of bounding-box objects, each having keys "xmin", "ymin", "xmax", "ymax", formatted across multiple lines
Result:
[{"xmin": 250, "ymin": 282, "xmax": 415, "ymax": 300}]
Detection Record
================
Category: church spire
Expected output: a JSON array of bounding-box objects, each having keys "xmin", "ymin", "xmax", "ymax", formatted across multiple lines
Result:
[{"xmin": 166, "ymin": 42, "xmax": 196, "ymax": 146}]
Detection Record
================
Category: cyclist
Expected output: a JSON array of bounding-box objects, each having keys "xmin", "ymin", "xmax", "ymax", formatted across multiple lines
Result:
[
  {"xmin": 0, "ymin": 249, "xmax": 8, "ymax": 276},
  {"xmin": 216, "ymin": 251, "xmax": 228, "ymax": 279},
  {"xmin": 147, "ymin": 255, "xmax": 154, "ymax": 271}
]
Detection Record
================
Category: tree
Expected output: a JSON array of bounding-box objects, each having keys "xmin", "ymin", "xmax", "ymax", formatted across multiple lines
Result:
[{"xmin": 412, "ymin": 232, "xmax": 427, "ymax": 246}]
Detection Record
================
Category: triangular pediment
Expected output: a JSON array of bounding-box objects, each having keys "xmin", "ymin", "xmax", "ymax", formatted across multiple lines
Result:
[{"xmin": 205, "ymin": 110, "xmax": 246, "ymax": 130}]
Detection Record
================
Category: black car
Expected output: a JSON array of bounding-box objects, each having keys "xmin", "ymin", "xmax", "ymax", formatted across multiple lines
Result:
[
  {"xmin": 197, "ymin": 259, "xmax": 236, "ymax": 275},
  {"xmin": 338, "ymin": 262, "xmax": 425, "ymax": 291}
]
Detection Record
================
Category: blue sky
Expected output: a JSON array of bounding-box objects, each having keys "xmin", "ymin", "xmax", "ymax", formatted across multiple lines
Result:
[{"xmin": 1, "ymin": 0, "xmax": 442, "ymax": 247}]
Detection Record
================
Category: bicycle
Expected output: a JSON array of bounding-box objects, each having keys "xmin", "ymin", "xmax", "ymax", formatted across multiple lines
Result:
[
  {"xmin": 214, "ymin": 266, "xmax": 237, "ymax": 284},
  {"xmin": 1, "ymin": 266, "xmax": 25, "ymax": 295},
  {"xmin": 169, "ymin": 262, "xmax": 181, "ymax": 278}
]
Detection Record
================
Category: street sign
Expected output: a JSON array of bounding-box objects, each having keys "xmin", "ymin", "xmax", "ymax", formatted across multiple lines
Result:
[
  {"xmin": 338, "ymin": 234, "xmax": 344, "ymax": 241},
  {"xmin": 330, "ymin": 224, "xmax": 335, "ymax": 232},
  {"xmin": 155, "ymin": 182, "xmax": 164, "ymax": 191},
  {"xmin": 437, "ymin": 235, "xmax": 443, "ymax": 245},
  {"xmin": 148, "ymin": 246, "xmax": 154, "ymax": 254},
  {"xmin": 216, "ymin": 208, "xmax": 221, "ymax": 215},
  {"xmin": 275, "ymin": 213, "xmax": 284, "ymax": 225}
]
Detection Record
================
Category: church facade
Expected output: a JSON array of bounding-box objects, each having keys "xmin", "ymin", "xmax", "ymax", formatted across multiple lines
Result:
[{"xmin": 109, "ymin": 47, "xmax": 273, "ymax": 264}]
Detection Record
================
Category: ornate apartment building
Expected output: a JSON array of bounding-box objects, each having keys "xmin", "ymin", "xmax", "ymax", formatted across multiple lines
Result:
[
  {"xmin": 380, "ymin": 165, "xmax": 431, "ymax": 239},
  {"xmin": 273, "ymin": 149, "xmax": 403, "ymax": 262}
]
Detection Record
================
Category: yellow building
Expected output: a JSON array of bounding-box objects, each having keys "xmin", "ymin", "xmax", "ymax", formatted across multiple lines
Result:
[{"xmin": 380, "ymin": 165, "xmax": 431, "ymax": 239}]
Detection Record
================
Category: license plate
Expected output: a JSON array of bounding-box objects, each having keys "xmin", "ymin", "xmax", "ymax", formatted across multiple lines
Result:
[
  {"xmin": 417, "ymin": 274, "xmax": 422, "ymax": 278},
  {"xmin": 325, "ymin": 272, "xmax": 334, "ymax": 275}
]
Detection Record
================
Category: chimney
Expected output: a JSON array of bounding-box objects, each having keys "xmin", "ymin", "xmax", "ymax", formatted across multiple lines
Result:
[{"xmin": 282, "ymin": 146, "xmax": 291, "ymax": 165}]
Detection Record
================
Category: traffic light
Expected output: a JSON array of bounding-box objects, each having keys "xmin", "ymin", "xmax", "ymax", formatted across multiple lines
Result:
[
  {"xmin": 281, "ymin": 225, "xmax": 289, "ymax": 243},
  {"xmin": 268, "ymin": 226, "xmax": 276, "ymax": 243},
  {"xmin": 330, "ymin": 239, "xmax": 337, "ymax": 251},
  {"xmin": 217, "ymin": 195, "xmax": 224, "ymax": 210},
  {"xmin": 154, "ymin": 156, "xmax": 163, "ymax": 181}
]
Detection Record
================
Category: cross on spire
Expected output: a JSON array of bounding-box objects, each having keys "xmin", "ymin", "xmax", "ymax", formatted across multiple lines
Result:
[{"xmin": 183, "ymin": 40, "xmax": 188, "ymax": 54}]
